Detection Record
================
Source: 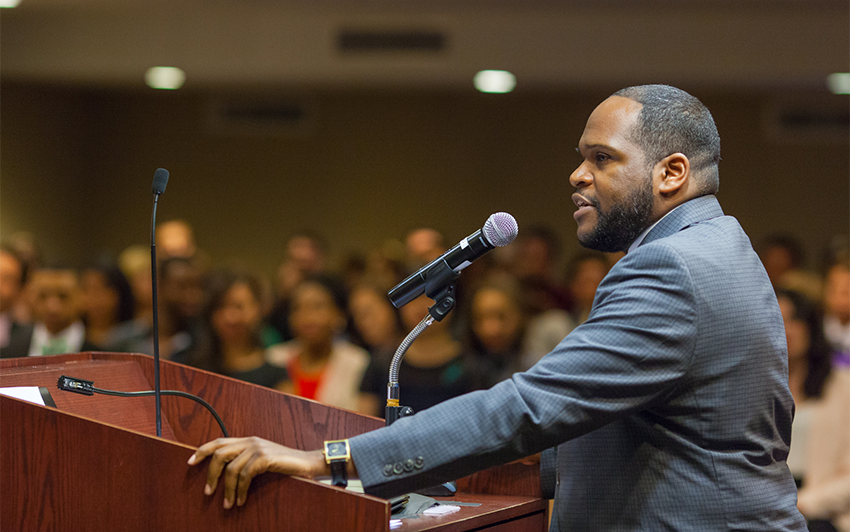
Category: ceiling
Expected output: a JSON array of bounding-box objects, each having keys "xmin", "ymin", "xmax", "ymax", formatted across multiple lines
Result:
[{"xmin": 1, "ymin": 0, "xmax": 848, "ymax": 92}]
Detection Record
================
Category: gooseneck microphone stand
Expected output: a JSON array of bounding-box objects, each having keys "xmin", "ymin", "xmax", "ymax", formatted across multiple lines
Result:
[
  {"xmin": 385, "ymin": 259, "xmax": 459, "ymax": 425},
  {"xmin": 385, "ymin": 262, "xmax": 460, "ymax": 496},
  {"xmin": 150, "ymin": 168, "xmax": 169, "ymax": 437}
]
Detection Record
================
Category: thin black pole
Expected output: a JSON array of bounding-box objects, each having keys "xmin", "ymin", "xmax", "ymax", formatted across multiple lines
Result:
[{"xmin": 150, "ymin": 194, "xmax": 162, "ymax": 437}]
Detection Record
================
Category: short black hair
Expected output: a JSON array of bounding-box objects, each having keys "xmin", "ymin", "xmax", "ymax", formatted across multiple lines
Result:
[{"xmin": 612, "ymin": 85, "xmax": 721, "ymax": 195}]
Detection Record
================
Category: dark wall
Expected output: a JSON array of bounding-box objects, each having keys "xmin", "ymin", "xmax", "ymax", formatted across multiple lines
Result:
[{"xmin": 1, "ymin": 82, "xmax": 847, "ymax": 277}]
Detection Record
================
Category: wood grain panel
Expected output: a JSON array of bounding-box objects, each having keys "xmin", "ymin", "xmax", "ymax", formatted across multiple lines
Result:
[
  {"xmin": 0, "ymin": 356, "xmax": 176, "ymax": 439},
  {"xmin": 0, "ymin": 395, "xmax": 390, "ymax": 532}
]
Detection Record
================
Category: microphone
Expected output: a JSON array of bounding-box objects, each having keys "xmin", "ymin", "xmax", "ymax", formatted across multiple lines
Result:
[
  {"xmin": 149, "ymin": 168, "xmax": 169, "ymax": 437},
  {"xmin": 152, "ymin": 168, "xmax": 169, "ymax": 196},
  {"xmin": 388, "ymin": 212, "xmax": 518, "ymax": 308}
]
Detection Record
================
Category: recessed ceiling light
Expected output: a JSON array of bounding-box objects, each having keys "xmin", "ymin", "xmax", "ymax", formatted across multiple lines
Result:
[
  {"xmin": 827, "ymin": 73, "xmax": 850, "ymax": 95},
  {"xmin": 145, "ymin": 67, "xmax": 186, "ymax": 90},
  {"xmin": 474, "ymin": 70, "xmax": 516, "ymax": 94}
]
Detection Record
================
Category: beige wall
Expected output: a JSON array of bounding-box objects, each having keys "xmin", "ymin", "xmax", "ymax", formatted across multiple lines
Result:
[{"xmin": 1, "ymin": 82, "xmax": 847, "ymax": 278}]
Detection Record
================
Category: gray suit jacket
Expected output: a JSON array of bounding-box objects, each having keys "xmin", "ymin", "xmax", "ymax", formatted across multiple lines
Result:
[{"xmin": 349, "ymin": 196, "xmax": 806, "ymax": 531}]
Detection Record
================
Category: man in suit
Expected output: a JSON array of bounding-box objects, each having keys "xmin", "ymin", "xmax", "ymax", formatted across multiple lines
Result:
[{"xmin": 189, "ymin": 85, "xmax": 806, "ymax": 531}]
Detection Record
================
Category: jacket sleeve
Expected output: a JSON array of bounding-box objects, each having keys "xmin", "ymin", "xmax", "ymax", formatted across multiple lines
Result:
[{"xmin": 349, "ymin": 243, "xmax": 698, "ymax": 498}]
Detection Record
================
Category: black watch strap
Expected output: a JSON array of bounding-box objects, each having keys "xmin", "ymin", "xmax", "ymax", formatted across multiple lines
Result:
[
  {"xmin": 330, "ymin": 460, "xmax": 348, "ymax": 488},
  {"xmin": 324, "ymin": 439, "xmax": 350, "ymax": 488}
]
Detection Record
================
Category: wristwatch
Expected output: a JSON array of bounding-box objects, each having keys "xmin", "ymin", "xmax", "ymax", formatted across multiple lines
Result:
[{"xmin": 323, "ymin": 439, "xmax": 350, "ymax": 488}]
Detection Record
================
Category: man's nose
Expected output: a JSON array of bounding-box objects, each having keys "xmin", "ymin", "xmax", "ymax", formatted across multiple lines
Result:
[{"xmin": 569, "ymin": 162, "xmax": 592, "ymax": 189}]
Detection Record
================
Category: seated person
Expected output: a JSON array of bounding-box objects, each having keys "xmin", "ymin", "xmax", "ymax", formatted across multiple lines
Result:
[
  {"xmin": 80, "ymin": 258, "xmax": 135, "ymax": 349},
  {"xmin": 3, "ymin": 263, "xmax": 97, "ymax": 358},
  {"xmin": 823, "ymin": 257, "xmax": 850, "ymax": 369},
  {"xmin": 348, "ymin": 281, "xmax": 405, "ymax": 416},
  {"xmin": 360, "ymin": 292, "xmax": 489, "ymax": 416},
  {"xmin": 463, "ymin": 274, "xmax": 528, "ymax": 386},
  {"xmin": 186, "ymin": 269, "xmax": 287, "ymax": 389},
  {"xmin": 776, "ymin": 289, "xmax": 833, "ymax": 486},
  {"xmin": 797, "ymin": 368, "xmax": 850, "ymax": 532},
  {"xmin": 266, "ymin": 274, "xmax": 369, "ymax": 412},
  {"xmin": 0, "ymin": 245, "xmax": 29, "ymax": 353},
  {"xmin": 110, "ymin": 256, "xmax": 205, "ymax": 361}
]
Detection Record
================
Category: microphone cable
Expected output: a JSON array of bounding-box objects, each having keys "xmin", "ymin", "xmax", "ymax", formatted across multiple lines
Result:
[{"xmin": 57, "ymin": 375, "xmax": 229, "ymax": 437}]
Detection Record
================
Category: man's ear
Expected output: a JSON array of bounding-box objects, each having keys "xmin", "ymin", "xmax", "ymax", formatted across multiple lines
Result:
[{"xmin": 655, "ymin": 153, "xmax": 690, "ymax": 198}]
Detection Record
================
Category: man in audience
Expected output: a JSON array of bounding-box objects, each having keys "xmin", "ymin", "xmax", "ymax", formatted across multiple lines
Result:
[
  {"xmin": 2, "ymin": 263, "xmax": 96, "ymax": 358},
  {"xmin": 189, "ymin": 85, "xmax": 806, "ymax": 531},
  {"xmin": 110, "ymin": 256, "xmax": 205, "ymax": 360},
  {"xmin": 404, "ymin": 227, "xmax": 446, "ymax": 270},
  {"xmin": 267, "ymin": 232, "xmax": 331, "ymax": 342},
  {"xmin": 511, "ymin": 225, "xmax": 572, "ymax": 313},
  {"xmin": 156, "ymin": 219, "xmax": 198, "ymax": 260}
]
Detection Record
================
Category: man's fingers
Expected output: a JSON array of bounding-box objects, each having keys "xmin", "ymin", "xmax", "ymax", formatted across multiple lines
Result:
[
  {"xmin": 222, "ymin": 443, "xmax": 259, "ymax": 509},
  {"xmin": 235, "ymin": 454, "xmax": 264, "ymax": 507},
  {"xmin": 206, "ymin": 442, "xmax": 248, "ymax": 496},
  {"xmin": 188, "ymin": 437, "xmax": 231, "ymax": 465}
]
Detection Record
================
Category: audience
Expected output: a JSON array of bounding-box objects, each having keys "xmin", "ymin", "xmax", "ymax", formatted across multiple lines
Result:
[
  {"xmin": 187, "ymin": 269, "xmax": 286, "ymax": 389},
  {"xmin": 565, "ymin": 251, "xmax": 611, "ymax": 325},
  {"xmin": 760, "ymin": 234, "xmax": 807, "ymax": 286},
  {"xmin": 267, "ymin": 232, "xmax": 330, "ymax": 343},
  {"xmin": 118, "ymin": 244, "xmax": 154, "ymax": 325},
  {"xmin": 510, "ymin": 225, "xmax": 572, "ymax": 314},
  {"xmin": 156, "ymin": 219, "xmax": 198, "ymax": 260},
  {"xmin": 0, "ymin": 245, "xmax": 28, "ymax": 352},
  {"xmin": 266, "ymin": 274, "xmax": 370, "ymax": 412},
  {"xmin": 464, "ymin": 274, "xmax": 528, "ymax": 386},
  {"xmin": 822, "ymin": 257, "xmax": 850, "ymax": 369},
  {"xmin": 3, "ymin": 263, "xmax": 97, "ymax": 358},
  {"xmin": 774, "ymin": 284, "xmax": 849, "ymax": 532},
  {"xmin": 348, "ymin": 280, "xmax": 406, "ymax": 416},
  {"xmin": 776, "ymin": 289, "xmax": 833, "ymax": 486},
  {"xmin": 80, "ymin": 257, "xmax": 136, "ymax": 349},
  {"xmin": 360, "ymin": 293, "xmax": 488, "ymax": 416},
  {"xmin": 110, "ymin": 256, "xmax": 205, "ymax": 361}
]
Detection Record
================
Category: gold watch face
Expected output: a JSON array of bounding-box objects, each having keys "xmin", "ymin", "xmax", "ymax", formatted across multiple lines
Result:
[{"xmin": 325, "ymin": 440, "xmax": 350, "ymax": 461}]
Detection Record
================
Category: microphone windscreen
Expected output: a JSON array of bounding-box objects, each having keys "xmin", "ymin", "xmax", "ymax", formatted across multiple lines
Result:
[
  {"xmin": 483, "ymin": 212, "xmax": 518, "ymax": 247},
  {"xmin": 152, "ymin": 168, "xmax": 169, "ymax": 195}
]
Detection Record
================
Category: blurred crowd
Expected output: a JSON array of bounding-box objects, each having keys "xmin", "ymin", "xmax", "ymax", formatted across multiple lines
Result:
[{"xmin": 0, "ymin": 221, "xmax": 847, "ymax": 530}]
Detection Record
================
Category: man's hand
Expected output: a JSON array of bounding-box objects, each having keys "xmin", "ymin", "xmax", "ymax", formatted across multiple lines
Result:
[{"xmin": 187, "ymin": 437, "xmax": 327, "ymax": 509}]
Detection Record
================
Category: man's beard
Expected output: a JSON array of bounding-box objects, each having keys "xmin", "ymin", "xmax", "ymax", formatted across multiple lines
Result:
[{"xmin": 578, "ymin": 177, "xmax": 655, "ymax": 253}]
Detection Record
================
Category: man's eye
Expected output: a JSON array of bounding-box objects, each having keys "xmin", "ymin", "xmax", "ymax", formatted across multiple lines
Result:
[{"xmin": 595, "ymin": 153, "xmax": 610, "ymax": 163}]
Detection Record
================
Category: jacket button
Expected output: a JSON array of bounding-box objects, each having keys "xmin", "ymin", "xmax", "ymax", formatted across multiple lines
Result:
[
  {"xmin": 414, "ymin": 456, "xmax": 424, "ymax": 469},
  {"xmin": 382, "ymin": 464, "xmax": 394, "ymax": 477},
  {"xmin": 403, "ymin": 459, "xmax": 415, "ymax": 472},
  {"xmin": 393, "ymin": 462, "xmax": 404, "ymax": 475}
]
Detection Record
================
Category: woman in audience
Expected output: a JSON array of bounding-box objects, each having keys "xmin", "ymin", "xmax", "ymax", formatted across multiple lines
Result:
[
  {"xmin": 81, "ymin": 258, "xmax": 135, "ymax": 349},
  {"xmin": 266, "ymin": 274, "xmax": 369, "ymax": 412},
  {"xmin": 187, "ymin": 269, "xmax": 287, "ymax": 389},
  {"xmin": 360, "ymin": 292, "xmax": 488, "ymax": 417},
  {"xmin": 464, "ymin": 274, "xmax": 528, "ymax": 386},
  {"xmin": 776, "ymin": 289, "xmax": 833, "ymax": 488},
  {"xmin": 348, "ymin": 281, "xmax": 405, "ymax": 416},
  {"xmin": 777, "ymin": 287, "xmax": 850, "ymax": 532}
]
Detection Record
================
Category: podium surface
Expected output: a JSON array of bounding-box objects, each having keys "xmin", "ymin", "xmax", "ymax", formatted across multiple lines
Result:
[{"xmin": 1, "ymin": 353, "xmax": 547, "ymax": 531}]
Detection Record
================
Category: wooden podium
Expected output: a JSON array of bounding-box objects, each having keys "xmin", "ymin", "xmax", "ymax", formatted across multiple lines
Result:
[{"xmin": 1, "ymin": 353, "xmax": 547, "ymax": 531}]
